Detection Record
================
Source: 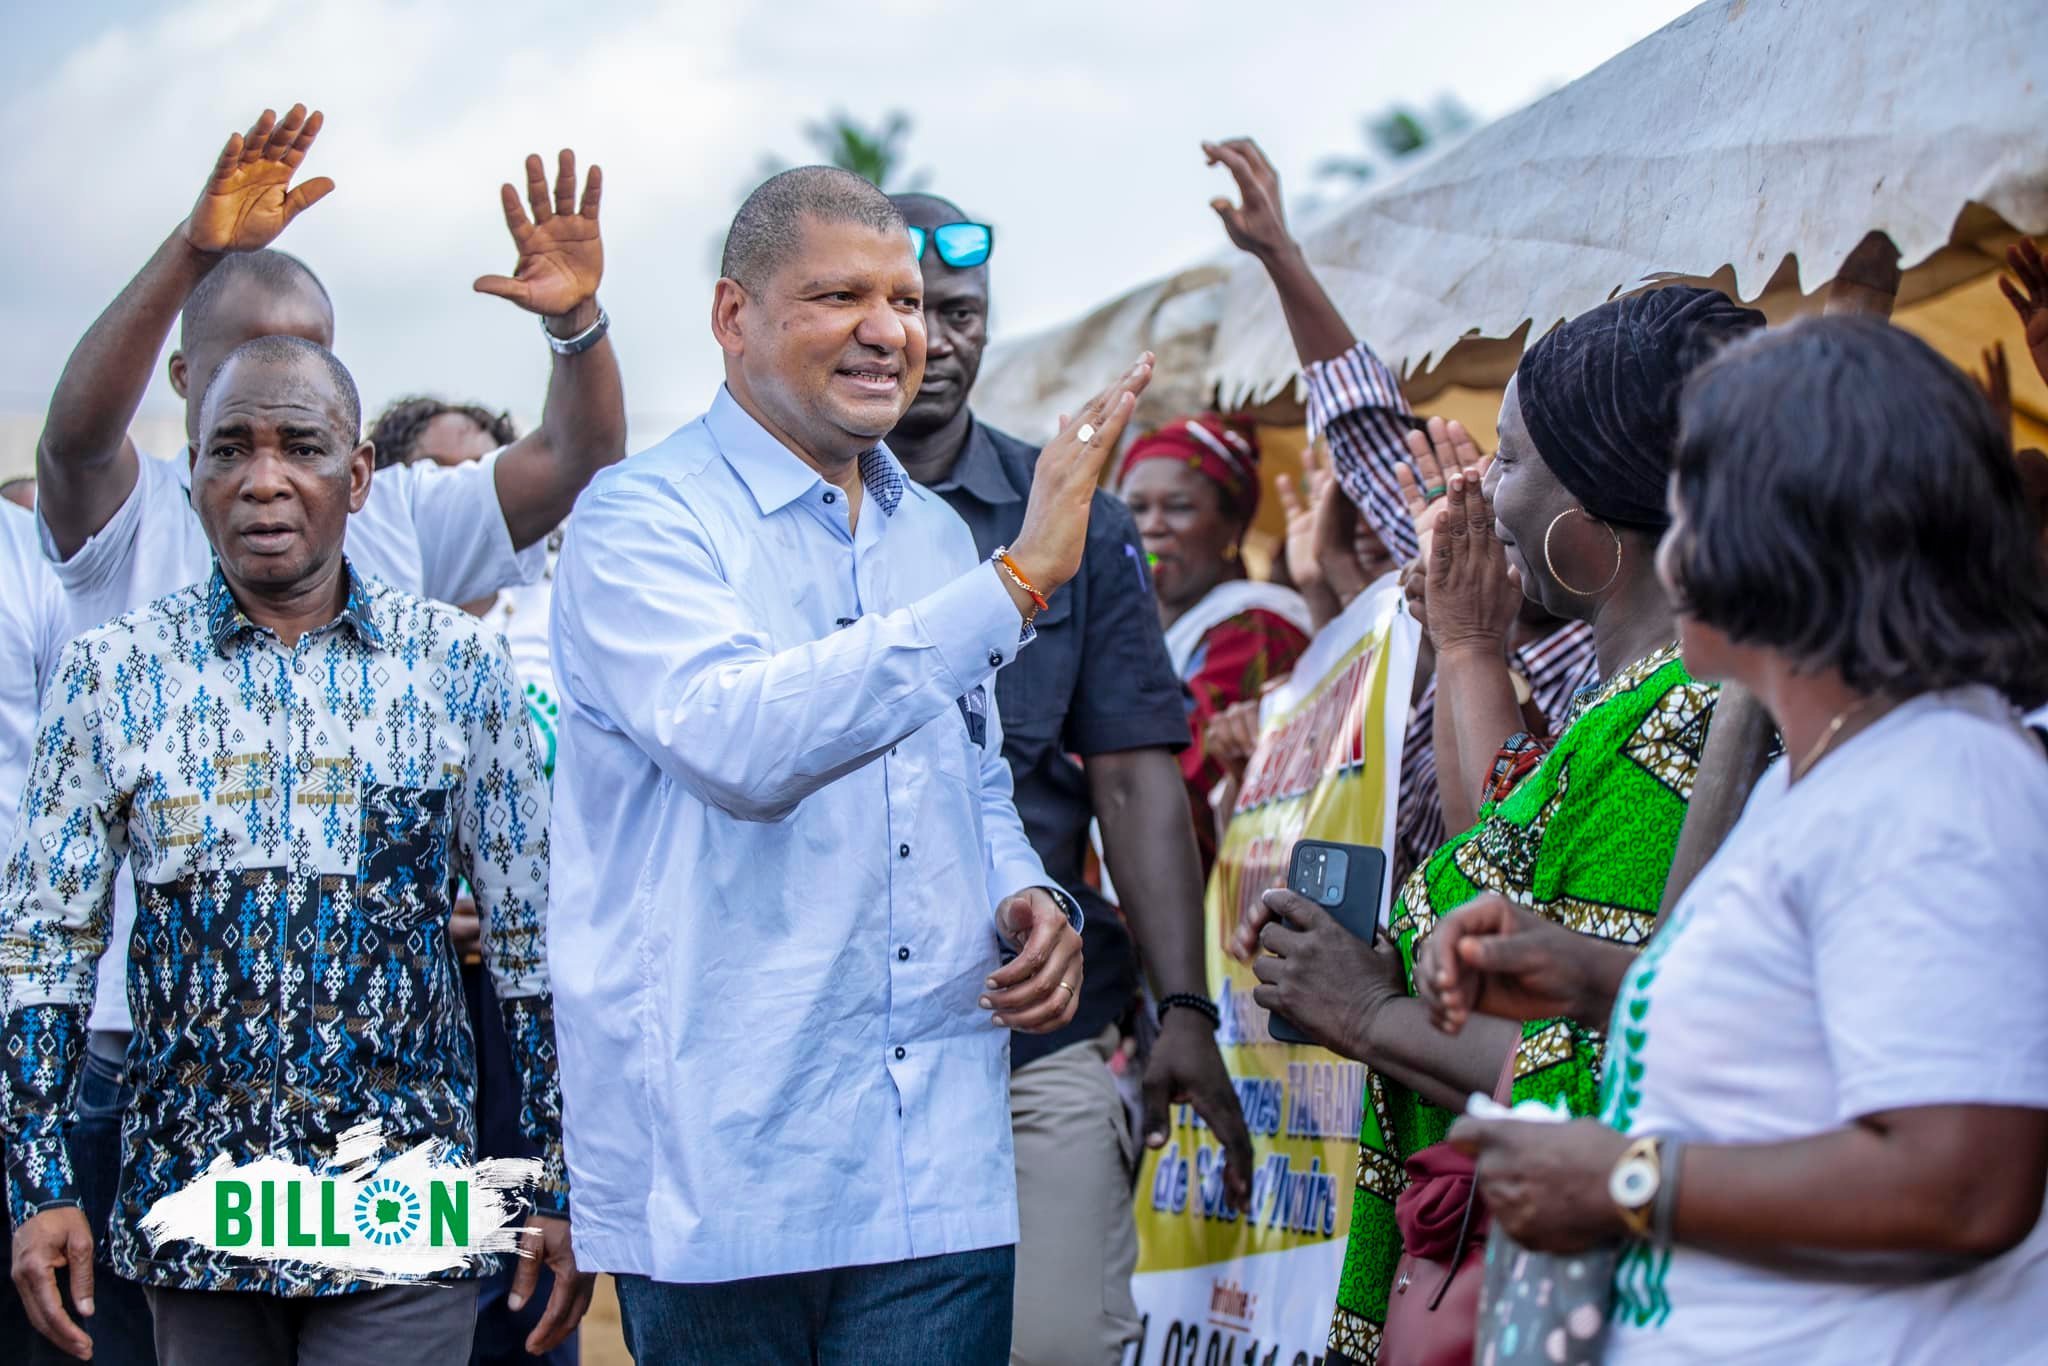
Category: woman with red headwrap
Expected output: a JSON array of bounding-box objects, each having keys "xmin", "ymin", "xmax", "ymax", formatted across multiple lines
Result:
[{"xmin": 1118, "ymin": 413, "xmax": 1312, "ymax": 871}]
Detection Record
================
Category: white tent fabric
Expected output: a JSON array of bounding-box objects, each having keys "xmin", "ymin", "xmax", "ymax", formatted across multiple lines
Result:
[{"xmin": 973, "ymin": 0, "xmax": 2048, "ymax": 441}]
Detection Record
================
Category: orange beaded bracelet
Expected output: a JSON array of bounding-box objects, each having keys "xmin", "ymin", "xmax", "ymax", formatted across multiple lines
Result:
[{"xmin": 992, "ymin": 546, "xmax": 1049, "ymax": 614}]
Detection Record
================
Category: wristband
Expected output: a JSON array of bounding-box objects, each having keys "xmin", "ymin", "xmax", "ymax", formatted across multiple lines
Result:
[
  {"xmin": 542, "ymin": 305, "xmax": 610, "ymax": 356},
  {"xmin": 1158, "ymin": 992, "xmax": 1221, "ymax": 1030},
  {"xmin": 991, "ymin": 545, "xmax": 1049, "ymax": 614}
]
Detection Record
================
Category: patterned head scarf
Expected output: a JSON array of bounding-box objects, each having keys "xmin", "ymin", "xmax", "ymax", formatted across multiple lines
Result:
[
  {"xmin": 1117, "ymin": 413, "xmax": 1263, "ymax": 522},
  {"xmin": 1515, "ymin": 286, "xmax": 1765, "ymax": 531}
]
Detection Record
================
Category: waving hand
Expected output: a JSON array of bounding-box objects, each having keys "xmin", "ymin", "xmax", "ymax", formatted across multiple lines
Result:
[
  {"xmin": 184, "ymin": 104, "xmax": 335, "ymax": 254},
  {"xmin": 475, "ymin": 150, "xmax": 605, "ymax": 321}
]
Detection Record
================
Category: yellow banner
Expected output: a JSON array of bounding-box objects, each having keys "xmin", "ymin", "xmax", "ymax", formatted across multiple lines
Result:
[{"xmin": 1129, "ymin": 578, "xmax": 1418, "ymax": 1366}]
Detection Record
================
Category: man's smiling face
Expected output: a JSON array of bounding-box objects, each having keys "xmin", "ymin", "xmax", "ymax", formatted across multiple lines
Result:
[{"xmin": 728, "ymin": 214, "xmax": 927, "ymax": 464}]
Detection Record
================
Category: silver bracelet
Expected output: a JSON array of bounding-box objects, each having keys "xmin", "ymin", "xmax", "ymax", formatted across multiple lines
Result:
[{"xmin": 542, "ymin": 305, "xmax": 609, "ymax": 356}]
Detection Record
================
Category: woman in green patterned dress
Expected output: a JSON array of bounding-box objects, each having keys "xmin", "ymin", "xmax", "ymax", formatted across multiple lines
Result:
[{"xmin": 1236, "ymin": 287, "xmax": 1761, "ymax": 1365}]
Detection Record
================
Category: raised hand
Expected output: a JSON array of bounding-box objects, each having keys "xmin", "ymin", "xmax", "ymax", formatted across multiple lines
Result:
[
  {"xmin": 1426, "ymin": 463, "xmax": 1522, "ymax": 655},
  {"xmin": 1396, "ymin": 416, "xmax": 1482, "ymax": 544},
  {"xmin": 475, "ymin": 151, "xmax": 604, "ymax": 322},
  {"xmin": 1204, "ymin": 138, "xmax": 1293, "ymax": 261},
  {"xmin": 184, "ymin": 104, "xmax": 335, "ymax": 255},
  {"xmin": 1999, "ymin": 239, "xmax": 2048, "ymax": 388},
  {"xmin": 1275, "ymin": 445, "xmax": 1328, "ymax": 596},
  {"xmin": 1310, "ymin": 450, "xmax": 1373, "ymax": 603},
  {"xmin": 1008, "ymin": 354, "xmax": 1153, "ymax": 594}
]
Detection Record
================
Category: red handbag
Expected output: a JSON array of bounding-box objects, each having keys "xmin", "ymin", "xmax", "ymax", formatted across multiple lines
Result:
[{"xmin": 1379, "ymin": 1051, "xmax": 1517, "ymax": 1366}]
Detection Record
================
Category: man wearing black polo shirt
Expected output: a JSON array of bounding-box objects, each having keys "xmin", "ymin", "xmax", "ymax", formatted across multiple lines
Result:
[{"xmin": 887, "ymin": 194, "xmax": 1253, "ymax": 1365}]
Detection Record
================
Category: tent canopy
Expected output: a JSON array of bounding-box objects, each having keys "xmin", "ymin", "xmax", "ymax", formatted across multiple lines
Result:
[{"xmin": 973, "ymin": 0, "xmax": 2048, "ymax": 441}]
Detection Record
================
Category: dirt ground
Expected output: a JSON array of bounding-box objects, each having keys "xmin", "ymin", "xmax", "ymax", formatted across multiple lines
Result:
[{"xmin": 582, "ymin": 1275, "xmax": 632, "ymax": 1365}]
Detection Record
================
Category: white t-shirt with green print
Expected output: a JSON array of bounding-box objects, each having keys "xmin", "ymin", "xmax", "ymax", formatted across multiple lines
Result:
[{"xmin": 1600, "ymin": 687, "xmax": 2048, "ymax": 1364}]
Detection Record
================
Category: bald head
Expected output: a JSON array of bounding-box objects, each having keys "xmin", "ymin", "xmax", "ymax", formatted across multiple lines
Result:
[
  {"xmin": 199, "ymin": 334, "xmax": 360, "ymax": 444},
  {"xmin": 721, "ymin": 166, "xmax": 906, "ymax": 292},
  {"xmin": 189, "ymin": 333, "xmax": 371, "ymax": 601},
  {"xmin": 173, "ymin": 250, "xmax": 335, "ymax": 438},
  {"xmin": 183, "ymin": 250, "xmax": 333, "ymax": 351}
]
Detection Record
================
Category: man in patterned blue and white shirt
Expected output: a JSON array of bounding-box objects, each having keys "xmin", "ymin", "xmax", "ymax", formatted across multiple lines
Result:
[
  {"xmin": 22, "ymin": 104, "xmax": 623, "ymax": 1364},
  {"xmin": 0, "ymin": 336, "xmax": 588, "ymax": 1366}
]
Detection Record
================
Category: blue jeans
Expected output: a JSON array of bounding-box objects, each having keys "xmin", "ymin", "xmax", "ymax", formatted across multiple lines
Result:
[
  {"xmin": 614, "ymin": 1245, "xmax": 1015, "ymax": 1365},
  {"xmin": 72, "ymin": 1047, "xmax": 156, "ymax": 1365}
]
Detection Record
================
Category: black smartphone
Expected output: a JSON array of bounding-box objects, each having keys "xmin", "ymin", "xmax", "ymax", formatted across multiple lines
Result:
[{"xmin": 1266, "ymin": 839, "xmax": 1390, "ymax": 1045}]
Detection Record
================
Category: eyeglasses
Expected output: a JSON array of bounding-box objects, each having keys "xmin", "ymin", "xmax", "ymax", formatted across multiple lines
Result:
[{"xmin": 907, "ymin": 222, "xmax": 993, "ymax": 268}]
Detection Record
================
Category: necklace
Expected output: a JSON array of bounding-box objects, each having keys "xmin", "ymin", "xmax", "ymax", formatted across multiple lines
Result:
[{"xmin": 1791, "ymin": 694, "xmax": 1888, "ymax": 782}]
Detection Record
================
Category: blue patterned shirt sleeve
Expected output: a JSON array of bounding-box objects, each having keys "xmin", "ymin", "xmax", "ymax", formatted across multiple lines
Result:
[
  {"xmin": 453, "ymin": 627, "xmax": 569, "ymax": 1216},
  {"xmin": 0, "ymin": 637, "xmax": 126, "ymax": 1225}
]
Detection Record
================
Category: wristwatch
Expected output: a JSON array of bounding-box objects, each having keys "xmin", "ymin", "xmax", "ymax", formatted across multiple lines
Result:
[
  {"xmin": 1607, "ymin": 1136, "xmax": 1662, "ymax": 1239},
  {"xmin": 542, "ymin": 305, "xmax": 610, "ymax": 356}
]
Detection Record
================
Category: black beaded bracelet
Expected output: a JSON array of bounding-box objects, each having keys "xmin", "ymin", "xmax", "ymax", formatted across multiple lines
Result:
[{"xmin": 1158, "ymin": 992, "xmax": 1221, "ymax": 1030}]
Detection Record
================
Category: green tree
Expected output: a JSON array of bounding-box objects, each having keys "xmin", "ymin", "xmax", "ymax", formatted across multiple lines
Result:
[
  {"xmin": 1315, "ymin": 94, "xmax": 1475, "ymax": 187},
  {"xmin": 800, "ymin": 109, "xmax": 928, "ymax": 191}
]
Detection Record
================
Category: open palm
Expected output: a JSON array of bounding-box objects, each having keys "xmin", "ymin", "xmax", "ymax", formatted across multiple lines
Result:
[
  {"xmin": 185, "ymin": 104, "xmax": 335, "ymax": 254},
  {"xmin": 475, "ymin": 151, "xmax": 604, "ymax": 320}
]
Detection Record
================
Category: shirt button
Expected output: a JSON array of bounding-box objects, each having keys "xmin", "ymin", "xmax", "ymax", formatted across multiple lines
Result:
[
  {"xmin": 894, "ymin": 1046, "xmax": 907, "ymax": 1061},
  {"xmin": 988, "ymin": 650, "xmax": 1004, "ymax": 667},
  {"xmin": 898, "ymin": 843, "xmax": 910, "ymax": 859},
  {"xmin": 823, "ymin": 491, "xmax": 837, "ymax": 504},
  {"xmin": 292, "ymin": 658, "xmax": 307, "ymax": 675},
  {"xmin": 897, "ymin": 946, "xmax": 911, "ymax": 961}
]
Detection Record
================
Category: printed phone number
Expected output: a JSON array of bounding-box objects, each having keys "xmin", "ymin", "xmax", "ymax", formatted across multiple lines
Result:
[{"xmin": 1151, "ymin": 1317, "xmax": 1323, "ymax": 1366}]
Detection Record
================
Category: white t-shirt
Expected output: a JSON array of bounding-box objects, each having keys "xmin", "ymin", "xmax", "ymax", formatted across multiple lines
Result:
[
  {"xmin": 1601, "ymin": 687, "xmax": 2048, "ymax": 1364},
  {"xmin": 36, "ymin": 448, "xmax": 543, "ymax": 1033},
  {"xmin": 0, "ymin": 503, "xmax": 70, "ymax": 845},
  {"xmin": 477, "ymin": 547, "xmax": 561, "ymax": 776}
]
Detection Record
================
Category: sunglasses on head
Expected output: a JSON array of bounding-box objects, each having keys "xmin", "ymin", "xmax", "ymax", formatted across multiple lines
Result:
[{"xmin": 907, "ymin": 222, "xmax": 994, "ymax": 268}]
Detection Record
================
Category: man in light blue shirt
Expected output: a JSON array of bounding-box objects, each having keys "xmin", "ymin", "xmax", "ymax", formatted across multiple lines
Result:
[{"xmin": 547, "ymin": 166, "xmax": 1152, "ymax": 1363}]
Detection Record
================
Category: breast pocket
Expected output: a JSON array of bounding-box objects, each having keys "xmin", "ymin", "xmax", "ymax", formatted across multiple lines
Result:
[{"xmin": 356, "ymin": 782, "xmax": 454, "ymax": 932}]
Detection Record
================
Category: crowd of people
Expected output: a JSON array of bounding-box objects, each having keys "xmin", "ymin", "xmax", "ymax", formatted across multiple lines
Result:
[{"xmin": 0, "ymin": 97, "xmax": 2044, "ymax": 1366}]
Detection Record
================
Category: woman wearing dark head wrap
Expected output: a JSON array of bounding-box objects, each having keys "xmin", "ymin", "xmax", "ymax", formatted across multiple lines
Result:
[
  {"xmin": 1236, "ymin": 286, "xmax": 1763, "ymax": 1365},
  {"xmin": 1119, "ymin": 413, "xmax": 1312, "ymax": 871},
  {"xmin": 1420, "ymin": 317, "xmax": 2048, "ymax": 1364}
]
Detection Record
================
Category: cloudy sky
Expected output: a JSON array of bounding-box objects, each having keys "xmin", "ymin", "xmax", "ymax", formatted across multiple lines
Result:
[{"xmin": 1, "ymin": 0, "xmax": 1700, "ymax": 447}]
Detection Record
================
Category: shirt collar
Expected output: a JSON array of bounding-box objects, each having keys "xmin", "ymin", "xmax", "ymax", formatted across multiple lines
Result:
[
  {"xmin": 205, "ymin": 559, "xmax": 384, "ymax": 656},
  {"xmin": 709, "ymin": 385, "xmax": 906, "ymax": 519},
  {"xmin": 930, "ymin": 417, "xmax": 1024, "ymax": 507}
]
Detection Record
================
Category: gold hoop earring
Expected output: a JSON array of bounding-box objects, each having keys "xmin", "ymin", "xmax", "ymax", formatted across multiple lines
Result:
[{"xmin": 1543, "ymin": 509, "xmax": 1622, "ymax": 596}]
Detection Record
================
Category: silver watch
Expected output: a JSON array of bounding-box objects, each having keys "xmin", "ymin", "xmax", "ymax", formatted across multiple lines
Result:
[{"xmin": 542, "ymin": 305, "xmax": 609, "ymax": 356}]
